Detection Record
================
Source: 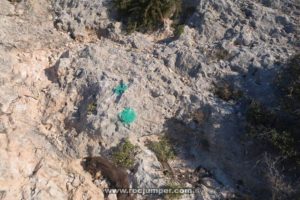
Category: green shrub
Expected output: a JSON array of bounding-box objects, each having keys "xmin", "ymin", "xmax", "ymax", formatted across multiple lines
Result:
[
  {"xmin": 269, "ymin": 130, "xmax": 296, "ymax": 158},
  {"xmin": 246, "ymin": 101, "xmax": 298, "ymax": 159},
  {"xmin": 87, "ymin": 102, "xmax": 97, "ymax": 115},
  {"xmin": 276, "ymin": 54, "xmax": 300, "ymax": 114},
  {"xmin": 112, "ymin": 139, "xmax": 138, "ymax": 169},
  {"xmin": 115, "ymin": 0, "xmax": 182, "ymax": 33},
  {"xmin": 148, "ymin": 137, "xmax": 175, "ymax": 162},
  {"xmin": 173, "ymin": 24, "xmax": 184, "ymax": 38},
  {"xmin": 245, "ymin": 54, "xmax": 300, "ymax": 199},
  {"xmin": 246, "ymin": 101, "xmax": 276, "ymax": 126}
]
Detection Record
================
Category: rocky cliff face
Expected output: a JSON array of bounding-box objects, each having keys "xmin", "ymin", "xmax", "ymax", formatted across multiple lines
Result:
[{"xmin": 0, "ymin": 0, "xmax": 299, "ymax": 199}]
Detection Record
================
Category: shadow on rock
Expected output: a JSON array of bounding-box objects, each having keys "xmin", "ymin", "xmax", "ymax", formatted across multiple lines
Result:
[
  {"xmin": 64, "ymin": 83, "xmax": 100, "ymax": 135},
  {"xmin": 161, "ymin": 101, "xmax": 271, "ymax": 199},
  {"xmin": 44, "ymin": 50, "xmax": 70, "ymax": 84}
]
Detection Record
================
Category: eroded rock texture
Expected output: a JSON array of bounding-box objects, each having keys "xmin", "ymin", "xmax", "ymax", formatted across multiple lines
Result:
[{"xmin": 0, "ymin": 0, "xmax": 299, "ymax": 199}]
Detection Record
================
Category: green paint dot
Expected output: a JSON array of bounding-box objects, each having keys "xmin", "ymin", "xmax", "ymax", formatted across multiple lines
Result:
[
  {"xmin": 113, "ymin": 83, "xmax": 128, "ymax": 96},
  {"xmin": 119, "ymin": 108, "xmax": 137, "ymax": 124}
]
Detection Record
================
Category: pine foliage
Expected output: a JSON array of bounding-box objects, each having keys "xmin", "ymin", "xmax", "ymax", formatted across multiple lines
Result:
[{"xmin": 115, "ymin": 0, "xmax": 182, "ymax": 33}]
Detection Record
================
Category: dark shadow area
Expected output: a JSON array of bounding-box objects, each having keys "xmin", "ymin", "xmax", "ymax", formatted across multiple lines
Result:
[
  {"xmin": 207, "ymin": 54, "xmax": 300, "ymax": 200},
  {"xmin": 156, "ymin": 57, "xmax": 300, "ymax": 199},
  {"xmin": 44, "ymin": 50, "xmax": 70, "ymax": 84},
  {"xmin": 161, "ymin": 106, "xmax": 277, "ymax": 199},
  {"xmin": 164, "ymin": 118, "xmax": 202, "ymax": 162},
  {"xmin": 161, "ymin": 113, "xmax": 258, "ymax": 199},
  {"xmin": 44, "ymin": 62, "xmax": 59, "ymax": 84}
]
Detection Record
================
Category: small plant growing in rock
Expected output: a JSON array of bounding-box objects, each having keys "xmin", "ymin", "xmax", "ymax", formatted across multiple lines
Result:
[
  {"xmin": 214, "ymin": 48, "xmax": 231, "ymax": 61},
  {"xmin": 163, "ymin": 182, "xmax": 183, "ymax": 200},
  {"xmin": 87, "ymin": 102, "xmax": 97, "ymax": 115},
  {"xmin": 112, "ymin": 139, "xmax": 138, "ymax": 169},
  {"xmin": 173, "ymin": 24, "xmax": 184, "ymax": 38},
  {"xmin": 214, "ymin": 83, "xmax": 243, "ymax": 101},
  {"xmin": 148, "ymin": 137, "xmax": 175, "ymax": 162},
  {"xmin": 115, "ymin": 0, "xmax": 182, "ymax": 33}
]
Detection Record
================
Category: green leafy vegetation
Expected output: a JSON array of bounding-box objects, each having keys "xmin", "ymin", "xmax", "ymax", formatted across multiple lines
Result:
[
  {"xmin": 115, "ymin": 0, "xmax": 182, "ymax": 33},
  {"xmin": 148, "ymin": 137, "xmax": 175, "ymax": 162},
  {"xmin": 112, "ymin": 139, "xmax": 138, "ymax": 169},
  {"xmin": 173, "ymin": 24, "xmax": 184, "ymax": 38},
  {"xmin": 87, "ymin": 102, "xmax": 97, "ymax": 115}
]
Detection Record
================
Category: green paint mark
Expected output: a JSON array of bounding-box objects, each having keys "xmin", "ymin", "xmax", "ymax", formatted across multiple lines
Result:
[
  {"xmin": 119, "ymin": 108, "xmax": 137, "ymax": 125},
  {"xmin": 113, "ymin": 83, "xmax": 128, "ymax": 96}
]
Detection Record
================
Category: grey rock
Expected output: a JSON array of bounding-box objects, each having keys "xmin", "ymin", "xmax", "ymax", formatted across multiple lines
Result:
[
  {"xmin": 175, "ymin": 50, "xmax": 202, "ymax": 77},
  {"xmin": 261, "ymin": 54, "xmax": 274, "ymax": 67},
  {"xmin": 240, "ymin": 32, "xmax": 252, "ymax": 46},
  {"xmin": 53, "ymin": 0, "xmax": 111, "ymax": 40},
  {"xmin": 1, "ymin": 0, "xmax": 299, "ymax": 199},
  {"xmin": 134, "ymin": 150, "xmax": 165, "ymax": 189},
  {"xmin": 201, "ymin": 177, "xmax": 222, "ymax": 189},
  {"xmin": 128, "ymin": 34, "xmax": 152, "ymax": 50}
]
